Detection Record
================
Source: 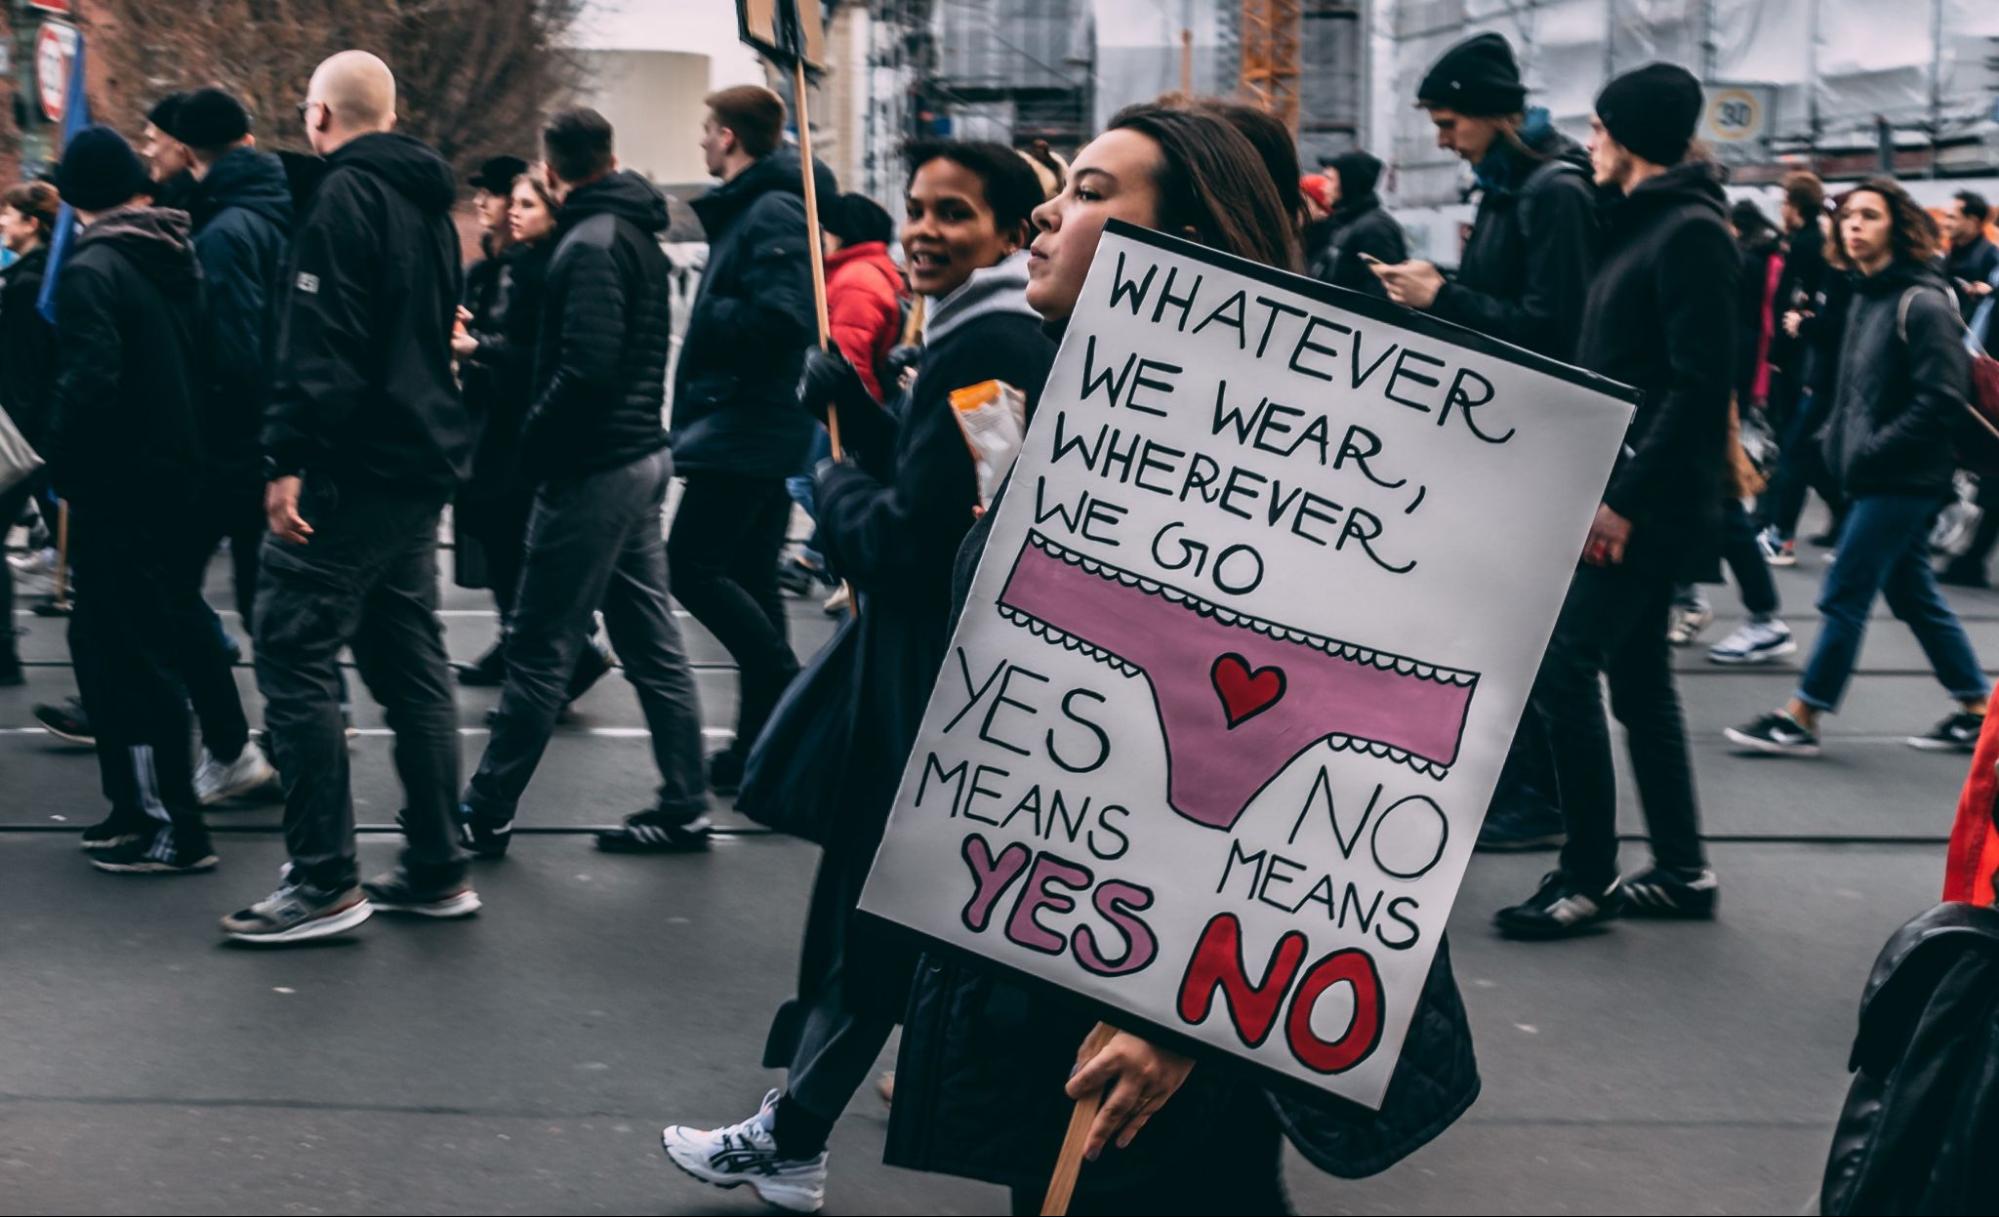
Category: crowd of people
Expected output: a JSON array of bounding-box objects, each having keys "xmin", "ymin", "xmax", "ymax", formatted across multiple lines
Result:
[{"xmin": 2, "ymin": 27, "xmax": 1997, "ymax": 1215}]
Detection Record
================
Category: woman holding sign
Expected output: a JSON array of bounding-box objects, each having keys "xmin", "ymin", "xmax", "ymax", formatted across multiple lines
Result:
[
  {"xmin": 878, "ymin": 105, "xmax": 1479, "ymax": 1215},
  {"xmin": 660, "ymin": 142, "xmax": 1057, "ymax": 1213}
]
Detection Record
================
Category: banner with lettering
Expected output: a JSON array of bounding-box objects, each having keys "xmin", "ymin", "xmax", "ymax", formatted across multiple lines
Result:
[{"xmin": 858, "ymin": 220, "xmax": 1636, "ymax": 1107}]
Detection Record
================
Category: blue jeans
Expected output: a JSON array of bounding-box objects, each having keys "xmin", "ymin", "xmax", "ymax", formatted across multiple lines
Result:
[{"xmin": 1796, "ymin": 493, "xmax": 1989, "ymax": 712}]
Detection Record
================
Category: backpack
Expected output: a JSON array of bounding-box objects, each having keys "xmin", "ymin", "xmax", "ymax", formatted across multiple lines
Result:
[{"xmin": 1899, "ymin": 285, "xmax": 1999, "ymax": 475}]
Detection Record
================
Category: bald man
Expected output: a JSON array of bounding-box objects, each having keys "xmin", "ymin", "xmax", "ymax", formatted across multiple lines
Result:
[{"xmin": 224, "ymin": 50, "xmax": 478, "ymax": 944}]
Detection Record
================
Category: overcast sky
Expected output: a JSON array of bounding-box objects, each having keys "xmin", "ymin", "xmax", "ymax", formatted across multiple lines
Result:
[{"xmin": 569, "ymin": 0, "xmax": 768, "ymax": 88}]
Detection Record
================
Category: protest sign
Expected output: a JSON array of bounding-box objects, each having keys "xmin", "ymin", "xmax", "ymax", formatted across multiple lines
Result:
[{"xmin": 857, "ymin": 220, "xmax": 1636, "ymax": 1108}]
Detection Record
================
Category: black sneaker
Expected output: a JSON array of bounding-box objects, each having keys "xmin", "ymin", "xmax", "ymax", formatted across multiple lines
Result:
[
  {"xmin": 1475, "ymin": 798, "xmax": 1566, "ymax": 852},
  {"xmin": 361, "ymin": 868, "xmax": 482, "ymax": 918},
  {"xmin": 79, "ymin": 808, "xmax": 154, "ymax": 852},
  {"xmin": 89, "ymin": 827, "xmax": 219, "ymax": 875},
  {"xmin": 1908, "ymin": 711, "xmax": 1985, "ymax": 753},
  {"xmin": 455, "ymin": 802, "xmax": 514, "ymax": 860},
  {"xmin": 1938, "ymin": 562, "xmax": 1991, "ymax": 589},
  {"xmin": 1724, "ymin": 711, "xmax": 1821, "ymax": 757},
  {"xmin": 453, "ymin": 646, "xmax": 508, "ymax": 688},
  {"xmin": 1620, "ymin": 866, "xmax": 1718, "ymax": 919},
  {"xmin": 596, "ymin": 812, "xmax": 713, "ymax": 854},
  {"xmin": 1494, "ymin": 871, "xmax": 1624, "ymax": 940},
  {"xmin": 707, "ymin": 749, "xmax": 744, "ymax": 797},
  {"xmin": 34, "ymin": 697, "xmax": 93, "ymax": 745}
]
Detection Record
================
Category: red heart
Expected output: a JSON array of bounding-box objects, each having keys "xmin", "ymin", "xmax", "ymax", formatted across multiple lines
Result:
[{"xmin": 1211, "ymin": 653, "xmax": 1286, "ymax": 728}]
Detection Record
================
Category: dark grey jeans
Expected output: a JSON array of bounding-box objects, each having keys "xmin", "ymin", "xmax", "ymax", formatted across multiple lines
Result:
[
  {"xmin": 464, "ymin": 448, "xmax": 708, "ymax": 823},
  {"xmin": 255, "ymin": 478, "xmax": 464, "ymax": 891}
]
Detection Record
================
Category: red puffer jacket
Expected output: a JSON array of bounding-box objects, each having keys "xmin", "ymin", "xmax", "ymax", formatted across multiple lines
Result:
[{"xmin": 824, "ymin": 240, "xmax": 907, "ymax": 402}]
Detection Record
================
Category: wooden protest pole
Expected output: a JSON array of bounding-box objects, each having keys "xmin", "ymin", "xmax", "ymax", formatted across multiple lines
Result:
[
  {"xmin": 791, "ymin": 57, "xmax": 843, "ymax": 464},
  {"xmin": 49, "ymin": 500, "xmax": 70, "ymax": 611},
  {"xmin": 1041, "ymin": 1021, "xmax": 1117, "ymax": 1216}
]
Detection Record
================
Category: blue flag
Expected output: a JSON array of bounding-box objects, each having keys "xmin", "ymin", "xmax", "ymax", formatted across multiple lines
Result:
[{"xmin": 37, "ymin": 29, "xmax": 91, "ymax": 326}]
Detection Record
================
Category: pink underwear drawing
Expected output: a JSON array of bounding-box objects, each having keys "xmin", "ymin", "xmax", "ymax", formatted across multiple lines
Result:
[{"xmin": 995, "ymin": 531, "xmax": 1479, "ymax": 831}]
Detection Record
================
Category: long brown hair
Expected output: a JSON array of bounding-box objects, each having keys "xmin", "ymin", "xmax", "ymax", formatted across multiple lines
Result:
[
  {"xmin": 1105, "ymin": 103, "xmax": 1301, "ymax": 272},
  {"xmin": 1839, "ymin": 176, "xmax": 1940, "ymax": 266}
]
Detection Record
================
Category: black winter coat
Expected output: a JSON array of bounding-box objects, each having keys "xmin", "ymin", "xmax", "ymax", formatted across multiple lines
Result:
[
  {"xmin": 1821, "ymin": 902, "xmax": 1999, "ymax": 1215},
  {"xmin": 188, "ymin": 147, "xmax": 293, "ymax": 485},
  {"xmin": 1310, "ymin": 195, "xmax": 1407, "ymax": 300},
  {"xmin": 886, "ymin": 337, "xmax": 1481, "ymax": 1190},
  {"xmin": 763, "ymin": 262, "xmax": 1055, "ymax": 1062},
  {"xmin": 48, "ymin": 208, "xmax": 203, "ymax": 522},
  {"xmin": 520, "ymin": 171, "xmax": 673, "ymax": 482},
  {"xmin": 0, "ymin": 243, "xmax": 56, "ymax": 448},
  {"xmin": 460, "ymin": 237, "xmax": 552, "ymax": 502},
  {"xmin": 1735, "ymin": 228, "xmax": 1783, "ymax": 405},
  {"xmin": 1430, "ymin": 127, "xmax": 1597, "ymax": 358},
  {"xmin": 1581, "ymin": 162, "xmax": 1738, "ymax": 579},
  {"xmin": 671, "ymin": 149, "xmax": 836, "ymax": 478},
  {"xmin": 264, "ymin": 132, "xmax": 470, "ymax": 495},
  {"xmin": 1822, "ymin": 259, "xmax": 1969, "ymax": 500},
  {"xmin": 1772, "ymin": 220, "xmax": 1828, "ymax": 376}
]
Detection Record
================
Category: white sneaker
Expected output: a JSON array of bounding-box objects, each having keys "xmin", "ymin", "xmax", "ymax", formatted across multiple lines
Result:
[
  {"xmin": 1666, "ymin": 603, "xmax": 1713, "ymax": 646},
  {"xmin": 195, "ymin": 740, "xmax": 279, "ymax": 806},
  {"xmin": 660, "ymin": 1089, "xmax": 828, "ymax": 1214},
  {"xmin": 1707, "ymin": 620, "xmax": 1797, "ymax": 665}
]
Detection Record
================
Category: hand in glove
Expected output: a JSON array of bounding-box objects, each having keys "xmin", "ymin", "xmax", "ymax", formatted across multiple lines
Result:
[
  {"xmin": 884, "ymin": 343, "xmax": 922, "ymax": 389},
  {"xmin": 797, "ymin": 345, "xmax": 874, "ymax": 422}
]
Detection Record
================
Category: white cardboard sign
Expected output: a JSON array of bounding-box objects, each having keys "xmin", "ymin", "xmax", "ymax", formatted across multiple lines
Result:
[{"xmin": 858, "ymin": 221, "xmax": 1636, "ymax": 1107}]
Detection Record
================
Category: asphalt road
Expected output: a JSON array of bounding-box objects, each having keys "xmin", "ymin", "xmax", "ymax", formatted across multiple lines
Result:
[{"xmin": 1, "ymin": 516, "xmax": 1987, "ymax": 1215}]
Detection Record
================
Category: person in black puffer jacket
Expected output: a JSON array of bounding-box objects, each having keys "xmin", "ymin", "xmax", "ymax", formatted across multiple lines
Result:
[
  {"xmin": 1309, "ymin": 150, "xmax": 1407, "ymax": 299},
  {"xmin": 1729, "ymin": 178, "xmax": 1990, "ymax": 761},
  {"xmin": 44, "ymin": 127, "xmax": 217, "ymax": 873},
  {"xmin": 1496, "ymin": 64, "xmax": 1734, "ymax": 941},
  {"xmin": 459, "ymin": 110, "xmax": 712, "ymax": 859},
  {"xmin": 669, "ymin": 85, "xmax": 836, "ymax": 792}
]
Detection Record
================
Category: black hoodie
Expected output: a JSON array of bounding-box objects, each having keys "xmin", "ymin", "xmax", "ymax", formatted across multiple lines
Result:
[
  {"xmin": 1580, "ymin": 161, "xmax": 1738, "ymax": 575},
  {"xmin": 190, "ymin": 146, "xmax": 294, "ymax": 483},
  {"xmin": 1822, "ymin": 258, "xmax": 1970, "ymax": 500},
  {"xmin": 49, "ymin": 206, "xmax": 203, "ymax": 521},
  {"xmin": 264, "ymin": 131, "xmax": 470, "ymax": 495},
  {"xmin": 671, "ymin": 147, "xmax": 838, "ymax": 478},
  {"xmin": 1429, "ymin": 123, "xmax": 1598, "ymax": 359},
  {"xmin": 518, "ymin": 169, "xmax": 675, "ymax": 480}
]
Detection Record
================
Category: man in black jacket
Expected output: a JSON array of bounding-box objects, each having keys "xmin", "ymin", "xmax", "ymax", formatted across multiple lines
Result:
[
  {"xmin": 176, "ymin": 86, "xmax": 291, "ymax": 805},
  {"xmin": 669, "ymin": 85, "xmax": 829, "ymax": 793},
  {"xmin": 457, "ymin": 110, "xmax": 711, "ymax": 858},
  {"xmin": 0, "ymin": 181, "xmax": 58, "ymax": 685},
  {"xmin": 222, "ymin": 51, "xmax": 476, "ymax": 944},
  {"xmin": 43, "ymin": 128, "xmax": 217, "ymax": 874},
  {"xmin": 1944, "ymin": 190, "xmax": 1998, "ymax": 321},
  {"xmin": 1309, "ymin": 150, "xmax": 1406, "ymax": 298},
  {"xmin": 1372, "ymin": 31, "xmax": 1599, "ymax": 854},
  {"xmin": 1496, "ymin": 63, "xmax": 1733, "ymax": 940}
]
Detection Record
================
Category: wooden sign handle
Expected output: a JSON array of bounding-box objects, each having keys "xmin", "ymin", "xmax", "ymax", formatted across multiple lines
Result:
[
  {"xmin": 1041, "ymin": 1021, "xmax": 1117, "ymax": 1215},
  {"xmin": 791, "ymin": 56, "xmax": 841, "ymax": 463}
]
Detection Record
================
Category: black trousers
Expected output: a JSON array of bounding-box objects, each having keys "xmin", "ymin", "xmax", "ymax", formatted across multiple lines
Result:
[
  {"xmin": 164, "ymin": 482, "xmax": 257, "ymax": 762},
  {"xmin": 67, "ymin": 515, "xmax": 205, "ymax": 835},
  {"xmin": 667, "ymin": 472, "xmax": 799, "ymax": 752},
  {"xmin": 1723, "ymin": 498, "xmax": 1780, "ymax": 618},
  {"xmin": 1007, "ymin": 1099, "xmax": 1291, "ymax": 1215},
  {"xmin": 186, "ymin": 476, "xmax": 265, "ymax": 630},
  {"xmin": 254, "ymin": 478, "xmax": 463, "ymax": 891},
  {"xmin": 1531, "ymin": 559, "xmax": 1708, "ymax": 888}
]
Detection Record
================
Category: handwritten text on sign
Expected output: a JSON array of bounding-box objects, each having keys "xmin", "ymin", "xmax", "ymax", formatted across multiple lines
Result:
[{"xmin": 859, "ymin": 223, "xmax": 1634, "ymax": 1107}]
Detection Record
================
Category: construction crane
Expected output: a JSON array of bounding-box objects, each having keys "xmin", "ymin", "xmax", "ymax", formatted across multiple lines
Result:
[{"xmin": 1240, "ymin": 0, "xmax": 1301, "ymax": 132}]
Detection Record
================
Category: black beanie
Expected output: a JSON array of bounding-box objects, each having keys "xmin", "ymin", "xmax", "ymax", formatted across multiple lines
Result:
[
  {"xmin": 174, "ymin": 87, "xmax": 251, "ymax": 150},
  {"xmin": 1416, "ymin": 33, "xmax": 1526, "ymax": 117},
  {"xmin": 468, "ymin": 154, "xmax": 529, "ymax": 194},
  {"xmin": 1596, "ymin": 63, "xmax": 1703, "ymax": 167},
  {"xmin": 1328, "ymin": 150, "xmax": 1383, "ymax": 202},
  {"xmin": 56, "ymin": 126, "xmax": 153, "ymax": 212},
  {"xmin": 824, "ymin": 192, "xmax": 893, "ymax": 246},
  {"xmin": 146, "ymin": 92, "xmax": 188, "ymax": 136}
]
